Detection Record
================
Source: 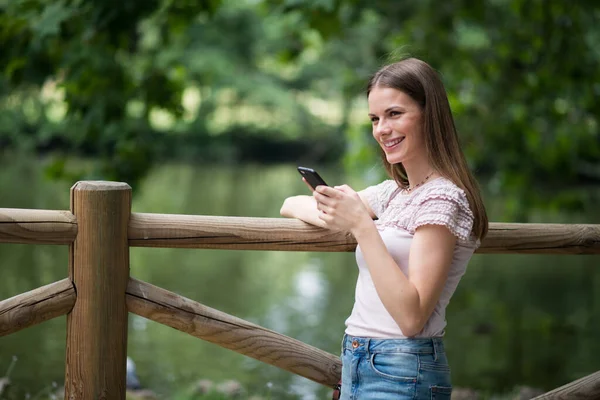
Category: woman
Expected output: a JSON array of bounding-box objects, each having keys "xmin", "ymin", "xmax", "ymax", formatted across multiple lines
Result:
[{"xmin": 280, "ymin": 57, "xmax": 488, "ymax": 399}]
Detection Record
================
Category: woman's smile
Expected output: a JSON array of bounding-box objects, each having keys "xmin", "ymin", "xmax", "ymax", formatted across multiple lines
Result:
[{"xmin": 382, "ymin": 136, "xmax": 406, "ymax": 150}]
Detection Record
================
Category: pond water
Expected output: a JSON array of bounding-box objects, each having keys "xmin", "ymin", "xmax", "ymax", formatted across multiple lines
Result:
[{"xmin": 1, "ymin": 156, "xmax": 599, "ymax": 399}]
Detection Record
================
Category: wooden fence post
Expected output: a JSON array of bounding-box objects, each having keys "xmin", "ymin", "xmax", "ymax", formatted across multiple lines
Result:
[{"xmin": 65, "ymin": 181, "xmax": 131, "ymax": 399}]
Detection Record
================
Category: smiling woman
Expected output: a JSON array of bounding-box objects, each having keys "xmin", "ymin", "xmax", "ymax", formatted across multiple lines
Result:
[{"xmin": 280, "ymin": 57, "xmax": 488, "ymax": 400}]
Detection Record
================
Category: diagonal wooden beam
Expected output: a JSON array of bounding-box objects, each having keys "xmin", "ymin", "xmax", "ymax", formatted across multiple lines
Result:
[
  {"xmin": 532, "ymin": 370, "xmax": 600, "ymax": 399},
  {"xmin": 126, "ymin": 278, "xmax": 342, "ymax": 388},
  {"xmin": 0, "ymin": 278, "xmax": 76, "ymax": 337}
]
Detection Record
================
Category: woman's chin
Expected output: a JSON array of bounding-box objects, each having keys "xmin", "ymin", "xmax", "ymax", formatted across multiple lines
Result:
[{"xmin": 385, "ymin": 154, "xmax": 404, "ymax": 164}]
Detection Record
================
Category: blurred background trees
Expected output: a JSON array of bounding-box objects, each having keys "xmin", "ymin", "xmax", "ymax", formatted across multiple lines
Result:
[{"xmin": 2, "ymin": 0, "xmax": 599, "ymax": 218}]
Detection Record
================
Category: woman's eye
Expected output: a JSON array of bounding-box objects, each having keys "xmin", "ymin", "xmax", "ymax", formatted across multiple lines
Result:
[
  {"xmin": 370, "ymin": 117, "xmax": 379, "ymax": 123},
  {"xmin": 390, "ymin": 111, "xmax": 402, "ymax": 117}
]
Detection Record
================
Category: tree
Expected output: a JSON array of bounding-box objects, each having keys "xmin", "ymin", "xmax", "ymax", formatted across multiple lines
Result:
[
  {"xmin": 0, "ymin": 0, "xmax": 341, "ymax": 184},
  {"xmin": 267, "ymin": 0, "xmax": 600, "ymax": 218}
]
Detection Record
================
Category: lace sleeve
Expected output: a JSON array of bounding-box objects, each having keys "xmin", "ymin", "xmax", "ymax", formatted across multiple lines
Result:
[
  {"xmin": 412, "ymin": 184, "xmax": 475, "ymax": 242},
  {"xmin": 359, "ymin": 180, "xmax": 398, "ymax": 218}
]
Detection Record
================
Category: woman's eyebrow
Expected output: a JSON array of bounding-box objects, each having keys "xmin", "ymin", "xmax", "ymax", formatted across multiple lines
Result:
[
  {"xmin": 368, "ymin": 106, "xmax": 404, "ymax": 117},
  {"xmin": 385, "ymin": 106, "xmax": 404, "ymax": 112}
]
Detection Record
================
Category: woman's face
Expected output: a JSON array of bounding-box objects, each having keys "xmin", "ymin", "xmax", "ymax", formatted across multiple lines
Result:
[{"xmin": 368, "ymin": 86, "xmax": 425, "ymax": 165}]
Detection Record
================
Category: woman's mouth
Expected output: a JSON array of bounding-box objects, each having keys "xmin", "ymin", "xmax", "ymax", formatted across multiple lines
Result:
[{"xmin": 383, "ymin": 137, "xmax": 405, "ymax": 150}]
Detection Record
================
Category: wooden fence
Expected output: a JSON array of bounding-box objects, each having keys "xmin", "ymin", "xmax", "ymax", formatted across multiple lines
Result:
[{"xmin": 0, "ymin": 181, "xmax": 599, "ymax": 399}]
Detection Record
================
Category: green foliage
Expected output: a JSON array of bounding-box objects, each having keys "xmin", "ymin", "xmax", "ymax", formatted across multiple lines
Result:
[
  {"xmin": 0, "ymin": 0, "xmax": 340, "ymax": 184},
  {"xmin": 1, "ymin": 0, "xmax": 598, "ymax": 215},
  {"xmin": 268, "ymin": 0, "xmax": 600, "ymax": 217}
]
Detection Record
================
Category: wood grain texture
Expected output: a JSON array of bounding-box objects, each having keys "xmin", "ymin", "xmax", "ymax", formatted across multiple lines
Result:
[
  {"xmin": 532, "ymin": 370, "xmax": 600, "ymax": 399},
  {"xmin": 0, "ymin": 208, "xmax": 76, "ymax": 245},
  {"xmin": 126, "ymin": 278, "xmax": 342, "ymax": 388},
  {"xmin": 0, "ymin": 278, "xmax": 75, "ymax": 337},
  {"xmin": 129, "ymin": 214, "xmax": 600, "ymax": 254},
  {"xmin": 65, "ymin": 181, "xmax": 131, "ymax": 400},
  {"xmin": 129, "ymin": 213, "xmax": 356, "ymax": 251},
  {"xmin": 480, "ymin": 223, "xmax": 600, "ymax": 254}
]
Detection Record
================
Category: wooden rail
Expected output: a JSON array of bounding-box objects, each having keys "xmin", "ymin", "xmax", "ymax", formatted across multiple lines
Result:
[
  {"xmin": 3, "ymin": 208, "xmax": 599, "ymax": 254},
  {"xmin": 0, "ymin": 278, "xmax": 75, "ymax": 336},
  {"xmin": 0, "ymin": 208, "xmax": 76, "ymax": 244},
  {"xmin": 533, "ymin": 370, "xmax": 600, "ymax": 399},
  {"xmin": 0, "ymin": 180, "xmax": 599, "ymax": 400},
  {"xmin": 126, "ymin": 278, "xmax": 341, "ymax": 387},
  {"xmin": 128, "ymin": 213, "xmax": 356, "ymax": 251},
  {"xmin": 129, "ymin": 214, "xmax": 600, "ymax": 254}
]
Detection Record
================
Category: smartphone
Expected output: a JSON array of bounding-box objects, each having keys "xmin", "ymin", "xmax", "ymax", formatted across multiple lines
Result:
[{"xmin": 297, "ymin": 166, "xmax": 328, "ymax": 190}]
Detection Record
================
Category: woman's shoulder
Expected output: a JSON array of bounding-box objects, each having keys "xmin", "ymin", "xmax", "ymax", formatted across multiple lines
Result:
[
  {"xmin": 403, "ymin": 177, "xmax": 476, "ymax": 244},
  {"xmin": 360, "ymin": 179, "xmax": 400, "ymax": 203},
  {"xmin": 363, "ymin": 179, "xmax": 398, "ymax": 192},
  {"xmin": 360, "ymin": 179, "xmax": 400, "ymax": 217},
  {"xmin": 374, "ymin": 179, "xmax": 400, "ymax": 197},
  {"xmin": 410, "ymin": 177, "xmax": 471, "ymax": 211}
]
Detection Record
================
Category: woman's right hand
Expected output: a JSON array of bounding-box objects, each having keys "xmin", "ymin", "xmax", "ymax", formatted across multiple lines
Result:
[{"xmin": 281, "ymin": 178, "xmax": 377, "ymax": 227}]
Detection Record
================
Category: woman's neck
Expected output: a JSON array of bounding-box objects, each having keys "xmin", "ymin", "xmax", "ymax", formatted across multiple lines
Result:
[{"xmin": 402, "ymin": 157, "xmax": 437, "ymax": 189}]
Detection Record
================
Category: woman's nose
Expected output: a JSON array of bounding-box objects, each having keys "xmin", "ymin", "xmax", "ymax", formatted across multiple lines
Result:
[{"xmin": 375, "ymin": 118, "xmax": 391, "ymax": 136}]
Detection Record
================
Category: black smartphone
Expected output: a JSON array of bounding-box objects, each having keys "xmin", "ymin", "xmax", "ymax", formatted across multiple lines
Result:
[{"xmin": 297, "ymin": 166, "xmax": 328, "ymax": 189}]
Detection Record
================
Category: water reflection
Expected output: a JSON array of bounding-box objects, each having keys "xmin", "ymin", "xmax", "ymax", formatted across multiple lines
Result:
[{"xmin": 0, "ymin": 157, "xmax": 598, "ymax": 399}]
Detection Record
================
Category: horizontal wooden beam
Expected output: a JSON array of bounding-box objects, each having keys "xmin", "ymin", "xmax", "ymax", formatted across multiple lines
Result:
[
  {"xmin": 126, "ymin": 278, "xmax": 342, "ymax": 388},
  {"xmin": 0, "ymin": 278, "xmax": 76, "ymax": 337},
  {"xmin": 480, "ymin": 223, "xmax": 600, "ymax": 254},
  {"xmin": 2, "ymin": 208, "xmax": 598, "ymax": 254},
  {"xmin": 0, "ymin": 208, "xmax": 77, "ymax": 245},
  {"xmin": 129, "ymin": 213, "xmax": 600, "ymax": 254},
  {"xmin": 128, "ymin": 213, "xmax": 356, "ymax": 252},
  {"xmin": 533, "ymin": 370, "xmax": 600, "ymax": 399}
]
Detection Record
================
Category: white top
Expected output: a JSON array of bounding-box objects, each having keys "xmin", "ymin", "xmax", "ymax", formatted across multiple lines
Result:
[{"xmin": 344, "ymin": 177, "xmax": 479, "ymax": 338}]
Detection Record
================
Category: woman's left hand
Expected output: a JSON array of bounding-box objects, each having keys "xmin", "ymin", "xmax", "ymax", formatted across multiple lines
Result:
[{"xmin": 313, "ymin": 185, "xmax": 371, "ymax": 233}]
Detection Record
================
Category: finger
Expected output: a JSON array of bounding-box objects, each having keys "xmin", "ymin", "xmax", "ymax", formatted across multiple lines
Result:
[
  {"xmin": 315, "ymin": 185, "xmax": 339, "ymax": 198},
  {"xmin": 314, "ymin": 200, "xmax": 327, "ymax": 214},
  {"xmin": 319, "ymin": 204, "xmax": 335, "ymax": 215},
  {"xmin": 334, "ymin": 184, "xmax": 355, "ymax": 194},
  {"xmin": 313, "ymin": 191, "xmax": 335, "ymax": 206},
  {"xmin": 314, "ymin": 215, "xmax": 328, "ymax": 229},
  {"xmin": 333, "ymin": 186, "xmax": 349, "ymax": 195},
  {"xmin": 318, "ymin": 211, "xmax": 333, "ymax": 224}
]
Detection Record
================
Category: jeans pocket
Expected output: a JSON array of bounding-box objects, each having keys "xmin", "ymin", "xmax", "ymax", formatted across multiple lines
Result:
[
  {"xmin": 369, "ymin": 352, "xmax": 418, "ymax": 382},
  {"xmin": 430, "ymin": 385, "xmax": 452, "ymax": 399}
]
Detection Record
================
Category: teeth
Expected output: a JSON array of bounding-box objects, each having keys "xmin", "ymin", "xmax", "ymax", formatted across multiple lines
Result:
[{"xmin": 384, "ymin": 137, "xmax": 404, "ymax": 148}]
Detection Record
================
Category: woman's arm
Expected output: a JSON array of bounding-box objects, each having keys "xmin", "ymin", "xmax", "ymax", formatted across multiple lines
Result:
[
  {"xmin": 352, "ymin": 221, "xmax": 456, "ymax": 337},
  {"xmin": 280, "ymin": 189, "xmax": 376, "ymax": 226},
  {"xmin": 280, "ymin": 195, "xmax": 326, "ymax": 227},
  {"xmin": 313, "ymin": 184, "xmax": 456, "ymax": 337}
]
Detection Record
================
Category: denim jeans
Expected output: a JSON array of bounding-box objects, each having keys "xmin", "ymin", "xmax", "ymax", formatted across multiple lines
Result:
[{"xmin": 340, "ymin": 334, "xmax": 452, "ymax": 400}]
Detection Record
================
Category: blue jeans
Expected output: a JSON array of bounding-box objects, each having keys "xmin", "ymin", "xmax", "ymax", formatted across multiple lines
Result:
[{"xmin": 340, "ymin": 334, "xmax": 452, "ymax": 399}]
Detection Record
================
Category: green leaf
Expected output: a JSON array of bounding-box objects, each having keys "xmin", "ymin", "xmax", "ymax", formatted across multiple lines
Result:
[{"xmin": 31, "ymin": 2, "xmax": 74, "ymax": 39}]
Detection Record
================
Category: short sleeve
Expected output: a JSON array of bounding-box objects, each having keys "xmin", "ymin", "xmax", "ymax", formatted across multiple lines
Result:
[
  {"xmin": 359, "ymin": 180, "xmax": 398, "ymax": 218},
  {"xmin": 412, "ymin": 184, "xmax": 475, "ymax": 242}
]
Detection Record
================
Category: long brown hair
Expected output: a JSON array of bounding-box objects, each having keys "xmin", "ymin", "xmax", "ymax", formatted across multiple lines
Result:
[{"xmin": 367, "ymin": 58, "xmax": 488, "ymax": 240}]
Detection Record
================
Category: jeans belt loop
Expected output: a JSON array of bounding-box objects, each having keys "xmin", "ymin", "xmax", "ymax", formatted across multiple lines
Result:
[{"xmin": 432, "ymin": 338, "xmax": 439, "ymax": 362}]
